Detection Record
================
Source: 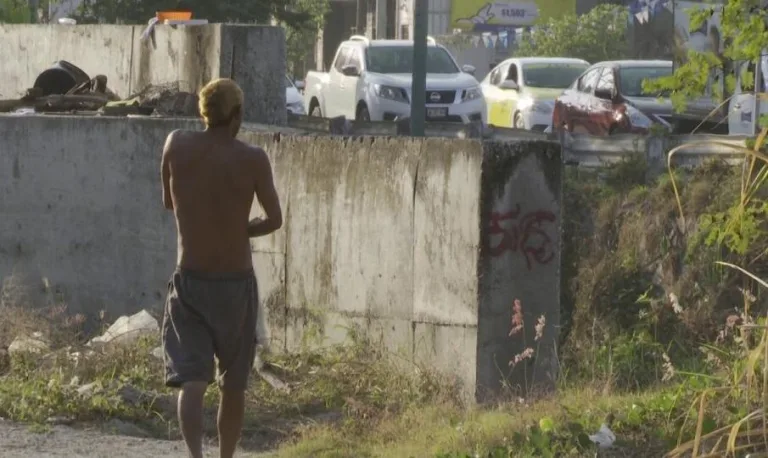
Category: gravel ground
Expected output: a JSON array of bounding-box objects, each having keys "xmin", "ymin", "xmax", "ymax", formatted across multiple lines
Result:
[{"xmin": 0, "ymin": 421, "xmax": 269, "ymax": 457}]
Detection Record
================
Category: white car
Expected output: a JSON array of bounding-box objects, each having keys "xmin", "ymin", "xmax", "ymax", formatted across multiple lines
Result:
[
  {"xmin": 303, "ymin": 35, "xmax": 486, "ymax": 123},
  {"xmin": 481, "ymin": 57, "xmax": 590, "ymax": 131},
  {"xmin": 285, "ymin": 75, "xmax": 306, "ymax": 115}
]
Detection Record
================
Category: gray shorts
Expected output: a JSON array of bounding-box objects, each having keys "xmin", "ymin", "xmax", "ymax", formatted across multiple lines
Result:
[{"xmin": 161, "ymin": 267, "xmax": 258, "ymax": 391}]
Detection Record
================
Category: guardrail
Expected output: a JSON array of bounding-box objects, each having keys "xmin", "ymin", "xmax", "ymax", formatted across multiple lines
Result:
[
  {"xmin": 560, "ymin": 131, "xmax": 750, "ymax": 171},
  {"xmin": 286, "ymin": 114, "xmax": 751, "ymax": 171}
]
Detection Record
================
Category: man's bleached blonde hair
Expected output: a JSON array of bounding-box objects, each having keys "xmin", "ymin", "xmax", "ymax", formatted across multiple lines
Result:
[{"xmin": 198, "ymin": 78, "xmax": 244, "ymax": 127}]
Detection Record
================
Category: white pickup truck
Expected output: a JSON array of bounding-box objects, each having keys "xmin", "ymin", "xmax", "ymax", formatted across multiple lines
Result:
[{"xmin": 303, "ymin": 35, "xmax": 486, "ymax": 123}]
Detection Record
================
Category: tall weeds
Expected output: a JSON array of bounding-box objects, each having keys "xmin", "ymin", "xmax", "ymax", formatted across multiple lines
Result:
[{"xmin": 666, "ymin": 128, "xmax": 768, "ymax": 457}]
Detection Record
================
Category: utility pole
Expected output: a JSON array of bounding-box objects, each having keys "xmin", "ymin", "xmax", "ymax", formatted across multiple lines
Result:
[
  {"xmin": 356, "ymin": 0, "xmax": 365, "ymax": 34},
  {"xmin": 755, "ymin": 52, "xmax": 763, "ymax": 135},
  {"xmin": 410, "ymin": 0, "xmax": 427, "ymax": 136}
]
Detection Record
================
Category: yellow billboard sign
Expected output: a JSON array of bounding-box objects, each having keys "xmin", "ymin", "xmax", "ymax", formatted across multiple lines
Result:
[{"xmin": 451, "ymin": 0, "xmax": 576, "ymax": 32}]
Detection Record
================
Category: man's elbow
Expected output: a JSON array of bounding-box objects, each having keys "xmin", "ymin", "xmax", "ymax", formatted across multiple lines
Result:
[{"xmin": 273, "ymin": 214, "xmax": 283, "ymax": 230}]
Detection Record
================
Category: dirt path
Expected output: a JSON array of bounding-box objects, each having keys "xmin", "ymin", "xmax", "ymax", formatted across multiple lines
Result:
[{"xmin": 0, "ymin": 421, "xmax": 271, "ymax": 457}]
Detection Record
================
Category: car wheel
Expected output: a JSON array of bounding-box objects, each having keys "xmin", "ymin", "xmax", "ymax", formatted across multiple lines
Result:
[
  {"xmin": 609, "ymin": 124, "xmax": 627, "ymax": 135},
  {"xmin": 357, "ymin": 105, "xmax": 371, "ymax": 122},
  {"xmin": 310, "ymin": 105, "xmax": 322, "ymax": 117},
  {"xmin": 513, "ymin": 111, "xmax": 525, "ymax": 129}
]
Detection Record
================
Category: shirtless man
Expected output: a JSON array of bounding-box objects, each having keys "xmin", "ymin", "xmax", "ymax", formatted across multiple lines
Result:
[{"xmin": 160, "ymin": 78, "xmax": 282, "ymax": 458}]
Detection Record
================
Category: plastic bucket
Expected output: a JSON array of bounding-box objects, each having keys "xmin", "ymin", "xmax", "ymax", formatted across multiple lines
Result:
[{"xmin": 156, "ymin": 11, "xmax": 192, "ymax": 21}]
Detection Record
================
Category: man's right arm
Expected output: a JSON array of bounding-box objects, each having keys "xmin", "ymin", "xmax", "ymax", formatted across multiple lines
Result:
[{"xmin": 247, "ymin": 147, "xmax": 283, "ymax": 238}]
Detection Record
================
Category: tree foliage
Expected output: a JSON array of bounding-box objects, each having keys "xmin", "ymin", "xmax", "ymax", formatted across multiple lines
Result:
[
  {"xmin": 283, "ymin": 0, "xmax": 328, "ymax": 76},
  {"xmin": 72, "ymin": 0, "xmax": 313, "ymax": 28},
  {"xmin": 515, "ymin": 4, "xmax": 630, "ymax": 64},
  {"xmin": 644, "ymin": 0, "xmax": 768, "ymax": 112},
  {"xmin": 0, "ymin": 0, "xmax": 31, "ymax": 23}
]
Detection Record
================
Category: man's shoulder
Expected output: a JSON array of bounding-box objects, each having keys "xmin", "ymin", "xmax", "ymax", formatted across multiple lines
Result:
[
  {"xmin": 166, "ymin": 129, "xmax": 200, "ymax": 144},
  {"xmin": 236, "ymin": 140, "xmax": 268, "ymax": 162}
]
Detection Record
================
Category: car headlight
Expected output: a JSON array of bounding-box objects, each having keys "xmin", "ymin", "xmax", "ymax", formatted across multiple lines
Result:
[
  {"xmin": 626, "ymin": 106, "xmax": 653, "ymax": 128},
  {"xmin": 374, "ymin": 84, "xmax": 408, "ymax": 103},
  {"xmin": 518, "ymin": 97, "xmax": 552, "ymax": 113},
  {"xmin": 461, "ymin": 86, "xmax": 482, "ymax": 102}
]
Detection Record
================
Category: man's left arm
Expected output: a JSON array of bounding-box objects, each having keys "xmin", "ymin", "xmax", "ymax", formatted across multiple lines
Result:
[{"xmin": 161, "ymin": 131, "xmax": 177, "ymax": 210}]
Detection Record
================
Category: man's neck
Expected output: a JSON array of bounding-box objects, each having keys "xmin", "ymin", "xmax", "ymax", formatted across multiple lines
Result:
[{"xmin": 204, "ymin": 126, "xmax": 235, "ymax": 138}]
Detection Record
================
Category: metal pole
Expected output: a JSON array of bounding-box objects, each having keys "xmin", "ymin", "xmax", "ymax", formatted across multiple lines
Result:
[
  {"xmin": 410, "ymin": 0, "xmax": 427, "ymax": 136},
  {"xmin": 754, "ymin": 52, "xmax": 763, "ymax": 135}
]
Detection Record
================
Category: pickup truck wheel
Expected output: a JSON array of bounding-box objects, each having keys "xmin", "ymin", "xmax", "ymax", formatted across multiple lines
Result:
[
  {"xmin": 357, "ymin": 105, "xmax": 371, "ymax": 122},
  {"xmin": 310, "ymin": 105, "xmax": 322, "ymax": 117}
]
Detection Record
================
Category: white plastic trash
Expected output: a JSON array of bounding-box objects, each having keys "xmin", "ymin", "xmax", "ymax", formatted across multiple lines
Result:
[
  {"xmin": 89, "ymin": 310, "xmax": 159, "ymax": 347},
  {"xmin": 58, "ymin": 18, "xmax": 77, "ymax": 25}
]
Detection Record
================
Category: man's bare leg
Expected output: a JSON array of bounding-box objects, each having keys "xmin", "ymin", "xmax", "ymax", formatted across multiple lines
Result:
[
  {"xmin": 217, "ymin": 388, "xmax": 246, "ymax": 458},
  {"xmin": 178, "ymin": 381, "xmax": 208, "ymax": 458}
]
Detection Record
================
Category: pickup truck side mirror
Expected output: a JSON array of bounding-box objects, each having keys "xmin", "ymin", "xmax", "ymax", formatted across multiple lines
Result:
[
  {"xmin": 499, "ymin": 80, "xmax": 519, "ymax": 91},
  {"xmin": 341, "ymin": 65, "xmax": 361, "ymax": 77},
  {"xmin": 462, "ymin": 64, "xmax": 476, "ymax": 75}
]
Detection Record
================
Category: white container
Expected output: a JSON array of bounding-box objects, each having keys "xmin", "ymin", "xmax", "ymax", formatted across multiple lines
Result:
[{"xmin": 58, "ymin": 17, "xmax": 77, "ymax": 25}]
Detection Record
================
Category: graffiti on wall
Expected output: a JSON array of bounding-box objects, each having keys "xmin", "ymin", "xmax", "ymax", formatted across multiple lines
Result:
[{"xmin": 488, "ymin": 204, "xmax": 556, "ymax": 270}]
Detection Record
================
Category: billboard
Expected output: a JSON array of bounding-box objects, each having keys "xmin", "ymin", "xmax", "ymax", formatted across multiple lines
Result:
[{"xmin": 451, "ymin": 0, "xmax": 576, "ymax": 33}]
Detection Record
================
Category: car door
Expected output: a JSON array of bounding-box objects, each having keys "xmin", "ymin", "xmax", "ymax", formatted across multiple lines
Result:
[
  {"xmin": 327, "ymin": 45, "xmax": 352, "ymax": 118},
  {"xmin": 571, "ymin": 67, "xmax": 601, "ymax": 134},
  {"xmin": 592, "ymin": 67, "xmax": 616, "ymax": 136},
  {"xmin": 484, "ymin": 63, "xmax": 509, "ymax": 126},
  {"xmin": 499, "ymin": 63, "xmax": 521, "ymax": 127},
  {"xmin": 729, "ymin": 60, "xmax": 759, "ymax": 135},
  {"xmin": 342, "ymin": 48, "xmax": 364, "ymax": 119}
]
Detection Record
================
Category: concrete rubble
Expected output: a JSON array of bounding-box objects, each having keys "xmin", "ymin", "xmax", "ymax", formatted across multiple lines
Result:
[{"xmin": 8, "ymin": 332, "xmax": 49, "ymax": 355}]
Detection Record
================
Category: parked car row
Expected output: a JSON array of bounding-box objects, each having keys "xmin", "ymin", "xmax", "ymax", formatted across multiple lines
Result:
[
  {"xmin": 290, "ymin": 34, "xmax": 762, "ymax": 136},
  {"xmin": 482, "ymin": 58, "xmax": 731, "ymax": 135}
]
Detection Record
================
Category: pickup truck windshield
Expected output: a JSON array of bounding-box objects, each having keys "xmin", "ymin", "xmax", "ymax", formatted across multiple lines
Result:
[
  {"xmin": 365, "ymin": 46, "xmax": 459, "ymax": 74},
  {"xmin": 618, "ymin": 66, "xmax": 673, "ymax": 97},
  {"xmin": 284, "ymin": 75, "xmax": 295, "ymax": 88},
  {"xmin": 522, "ymin": 63, "xmax": 589, "ymax": 89}
]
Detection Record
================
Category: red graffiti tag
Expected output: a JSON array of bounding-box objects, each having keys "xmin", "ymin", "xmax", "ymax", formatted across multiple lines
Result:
[{"xmin": 488, "ymin": 204, "xmax": 556, "ymax": 270}]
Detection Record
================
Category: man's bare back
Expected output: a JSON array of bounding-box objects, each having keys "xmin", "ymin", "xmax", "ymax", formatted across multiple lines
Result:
[{"xmin": 161, "ymin": 130, "xmax": 281, "ymax": 272}]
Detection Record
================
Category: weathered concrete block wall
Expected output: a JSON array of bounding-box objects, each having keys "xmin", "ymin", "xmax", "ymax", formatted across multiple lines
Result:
[
  {"xmin": 0, "ymin": 24, "xmax": 286, "ymax": 125},
  {"xmin": 478, "ymin": 143, "xmax": 562, "ymax": 397},
  {"xmin": 0, "ymin": 115, "xmax": 561, "ymax": 400}
]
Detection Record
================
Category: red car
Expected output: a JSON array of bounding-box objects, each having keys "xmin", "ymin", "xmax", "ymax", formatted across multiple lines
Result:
[{"xmin": 552, "ymin": 60, "xmax": 727, "ymax": 136}]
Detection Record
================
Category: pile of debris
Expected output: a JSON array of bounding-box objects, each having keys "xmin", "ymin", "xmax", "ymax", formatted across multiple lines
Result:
[
  {"xmin": 0, "ymin": 60, "xmax": 199, "ymax": 118},
  {"xmin": 105, "ymin": 81, "xmax": 199, "ymax": 117}
]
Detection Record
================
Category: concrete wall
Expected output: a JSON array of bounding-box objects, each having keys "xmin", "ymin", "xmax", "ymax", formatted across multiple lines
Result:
[
  {"xmin": 0, "ymin": 115, "xmax": 562, "ymax": 400},
  {"xmin": 0, "ymin": 24, "xmax": 286, "ymax": 125}
]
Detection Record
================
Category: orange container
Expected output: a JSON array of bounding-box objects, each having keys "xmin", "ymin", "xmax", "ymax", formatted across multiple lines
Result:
[{"xmin": 156, "ymin": 11, "xmax": 192, "ymax": 22}]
